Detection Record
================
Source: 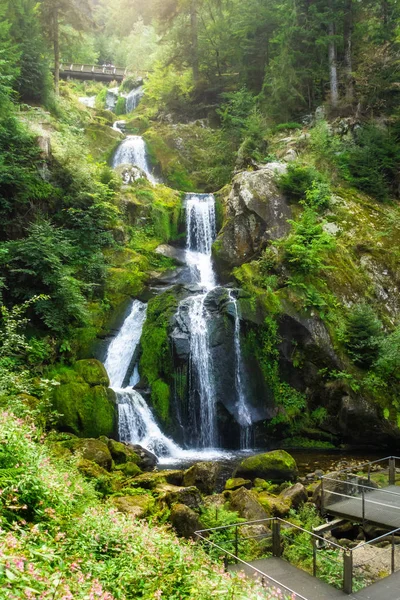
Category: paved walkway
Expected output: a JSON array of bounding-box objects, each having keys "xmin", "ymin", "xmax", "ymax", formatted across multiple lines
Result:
[{"xmin": 229, "ymin": 557, "xmax": 400, "ymax": 600}]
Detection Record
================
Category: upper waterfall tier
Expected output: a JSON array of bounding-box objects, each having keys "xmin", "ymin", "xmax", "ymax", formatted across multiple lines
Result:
[
  {"xmin": 126, "ymin": 86, "xmax": 144, "ymax": 113},
  {"xmin": 184, "ymin": 193, "xmax": 217, "ymax": 289},
  {"xmin": 112, "ymin": 136, "xmax": 157, "ymax": 184}
]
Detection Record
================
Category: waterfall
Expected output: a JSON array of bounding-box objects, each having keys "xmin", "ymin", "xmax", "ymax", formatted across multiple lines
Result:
[
  {"xmin": 229, "ymin": 291, "xmax": 253, "ymax": 450},
  {"xmin": 185, "ymin": 194, "xmax": 217, "ymax": 290},
  {"xmin": 103, "ymin": 300, "xmax": 180, "ymax": 458},
  {"xmin": 79, "ymin": 96, "xmax": 95, "ymax": 108},
  {"xmin": 111, "ymin": 135, "xmax": 157, "ymax": 183},
  {"xmin": 126, "ymin": 86, "xmax": 144, "ymax": 113},
  {"xmin": 186, "ymin": 294, "xmax": 217, "ymax": 448}
]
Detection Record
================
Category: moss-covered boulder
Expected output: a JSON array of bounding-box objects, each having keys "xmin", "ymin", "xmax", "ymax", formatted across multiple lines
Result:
[
  {"xmin": 107, "ymin": 439, "xmax": 140, "ymax": 465},
  {"xmin": 114, "ymin": 463, "xmax": 142, "ymax": 477},
  {"xmin": 76, "ymin": 458, "xmax": 110, "ymax": 480},
  {"xmin": 70, "ymin": 439, "xmax": 113, "ymax": 471},
  {"xmin": 51, "ymin": 360, "xmax": 117, "ymax": 439},
  {"xmin": 225, "ymin": 478, "xmax": 252, "ymax": 491},
  {"xmin": 235, "ymin": 450, "xmax": 298, "ymax": 483},
  {"xmin": 74, "ymin": 359, "xmax": 109, "ymax": 386},
  {"xmin": 229, "ymin": 487, "xmax": 270, "ymax": 521},
  {"xmin": 170, "ymin": 504, "xmax": 204, "ymax": 539},
  {"xmin": 164, "ymin": 486, "xmax": 203, "ymax": 510},
  {"xmin": 111, "ymin": 494, "xmax": 154, "ymax": 519},
  {"xmin": 280, "ymin": 483, "xmax": 307, "ymax": 509},
  {"xmin": 257, "ymin": 492, "xmax": 290, "ymax": 518},
  {"xmin": 183, "ymin": 462, "xmax": 225, "ymax": 495}
]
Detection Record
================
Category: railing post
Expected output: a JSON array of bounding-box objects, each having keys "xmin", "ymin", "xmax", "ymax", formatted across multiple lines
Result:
[
  {"xmin": 235, "ymin": 526, "xmax": 239, "ymax": 563},
  {"xmin": 320, "ymin": 478, "xmax": 325, "ymax": 516},
  {"xmin": 389, "ymin": 457, "xmax": 396, "ymax": 486},
  {"xmin": 367, "ymin": 463, "xmax": 371, "ymax": 484},
  {"xmin": 392, "ymin": 533, "xmax": 395, "ymax": 574},
  {"xmin": 362, "ymin": 487, "xmax": 365, "ymax": 523},
  {"xmin": 312, "ymin": 536, "xmax": 317, "ymax": 577},
  {"xmin": 272, "ymin": 520, "xmax": 281, "ymax": 558},
  {"xmin": 343, "ymin": 551, "xmax": 353, "ymax": 594}
]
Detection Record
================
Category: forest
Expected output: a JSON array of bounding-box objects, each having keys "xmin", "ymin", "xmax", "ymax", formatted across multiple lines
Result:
[{"xmin": 0, "ymin": 0, "xmax": 400, "ymax": 598}]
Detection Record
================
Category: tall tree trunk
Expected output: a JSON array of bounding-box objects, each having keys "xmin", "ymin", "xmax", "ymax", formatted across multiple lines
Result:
[
  {"xmin": 53, "ymin": 6, "xmax": 60, "ymax": 95},
  {"xmin": 190, "ymin": 0, "xmax": 199, "ymax": 83},
  {"xmin": 343, "ymin": 0, "xmax": 354, "ymax": 102},
  {"xmin": 328, "ymin": 19, "xmax": 339, "ymax": 107}
]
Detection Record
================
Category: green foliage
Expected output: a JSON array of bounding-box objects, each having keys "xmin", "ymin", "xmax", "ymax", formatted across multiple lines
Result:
[
  {"xmin": 114, "ymin": 95, "xmax": 126, "ymax": 116},
  {"xmin": 339, "ymin": 124, "xmax": 400, "ymax": 201},
  {"xmin": 278, "ymin": 164, "xmax": 323, "ymax": 201},
  {"xmin": 304, "ymin": 181, "xmax": 331, "ymax": 211},
  {"xmin": 342, "ymin": 304, "xmax": 382, "ymax": 368},
  {"xmin": 375, "ymin": 326, "xmax": 400, "ymax": 381},
  {"xmin": 280, "ymin": 209, "xmax": 336, "ymax": 275}
]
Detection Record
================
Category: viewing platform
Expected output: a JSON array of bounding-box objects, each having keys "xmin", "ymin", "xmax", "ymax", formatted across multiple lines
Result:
[
  {"xmin": 321, "ymin": 456, "xmax": 400, "ymax": 529},
  {"xmin": 57, "ymin": 63, "xmax": 131, "ymax": 82}
]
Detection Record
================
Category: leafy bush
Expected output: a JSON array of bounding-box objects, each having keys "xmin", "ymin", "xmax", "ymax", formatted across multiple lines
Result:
[
  {"xmin": 280, "ymin": 209, "xmax": 336, "ymax": 274},
  {"xmin": 374, "ymin": 325, "xmax": 400, "ymax": 379},
  {"xmin": 342, "ymin": 304, "xmax": 382, "ymax": 368},
  {"xmin": 304, "ymin": 181, "xmax": 331, "ymax": 210},
  {"xmin": 339, "ymin": 124, "xmax": 400, "ymax": 201},
  {"xmin": 114, "ymin": 95, "xmax": 126, "ymax": 115},
  {"xmin": 278, "ymin": 164, "xmax": 323, "ymax": 200},
  {"xmin": 272, "ymin": 122, "xmax": 303, "ymax": 132}
]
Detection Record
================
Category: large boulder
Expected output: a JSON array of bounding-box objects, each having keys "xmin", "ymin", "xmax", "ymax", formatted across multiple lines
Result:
[
  {"xmin": 213, "ymin": 163, "xmax": 291, "ymax": 269},
  {"xmin": 183, "ymin": 462, "xmax": 225, "ymax": 495},
  {"xmin": 63, "ymin": 438, "xmax": 113, "ymax": 471},
  {"xmin": 51, "ymin": 360, "xmax": 117, "ymax": 438},
  {"xmin": 111, "ymin": 494, "xmax": 153, "ymax": 519},
  {"xmin": 229, "ymin": 487, "xmax": 270, "ymax": 521},
  {"xmin": 279, "ymin": 483, "xmax": 308, "ymax": 509},
  {"xmin": 170, "ymin": 504, "xmax": 204, "ymax": 539},
  {"xmin": 235, "ymin": 450, "xmax": 298, "ymax": 483},
  {"xmin": 163, "ymin": 486, "xmax": 203, "ymax": 509}
]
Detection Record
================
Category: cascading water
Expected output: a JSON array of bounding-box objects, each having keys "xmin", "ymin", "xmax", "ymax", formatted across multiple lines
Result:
[
  {"xmin": 185, "ymin": 194, "xmax": 216, "ymax": 289},
  {"xmin": 229, "ymin": 291, "xmax": 253, "ymax": 450},
  {"xmin": 126, "ymin": 86, "xmax": 144, "ymax": 113},
  {"xmin": 79, "ymin": 96, "xmax": 95, "ymax": 108},
  {"xmin": 111, "ymin": 135, "xmax": 157, "ymax": 183}
]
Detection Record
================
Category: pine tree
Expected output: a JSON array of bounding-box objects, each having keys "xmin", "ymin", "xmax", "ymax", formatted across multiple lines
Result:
[{"xmin": 344, "ymin": 304, "xmax": 382, "ymax": 368}]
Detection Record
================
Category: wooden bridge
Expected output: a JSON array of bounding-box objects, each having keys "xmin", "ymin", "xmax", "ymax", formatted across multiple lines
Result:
[{"xmin": 58, "ymin": 63, "xmax": 130, "ymax": 83}]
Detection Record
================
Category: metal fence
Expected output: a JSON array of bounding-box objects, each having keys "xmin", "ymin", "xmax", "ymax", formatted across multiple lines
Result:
[
  {"xmin": 321, "ymin": 456, "xmax": 400, "ymax": 526},
  {"xmin": 195, "ymin": 517, "xmax": 400, "ymax": 595}
]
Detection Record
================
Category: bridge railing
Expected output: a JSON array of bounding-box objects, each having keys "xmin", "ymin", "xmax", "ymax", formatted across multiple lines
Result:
[
  {"xmin": 321, "ymin": 456, "xmax": 400, "ymax": 521},
  {"xmin": 59, "ymin": 63, "xmax": 128, "ymax": 77},
  {"xmin": 196, "ymin": 517, "xmax": 400, "ymax": 596}
]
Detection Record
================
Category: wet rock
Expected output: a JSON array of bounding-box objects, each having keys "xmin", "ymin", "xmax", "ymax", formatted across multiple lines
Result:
[
  {"xmin": 280, "ymin": 483, "xmax": 308, "ymax": 509},
  {"xmin": 126, "ymin": 444, "xmax": 157, "ymax": 471},
  {"xmin": 235, "ymin": 450, "xmax": 298, "ymax": 483},
  {"xmin": 229, "ymin": 487, "xmax": 270, "ymax": 521},
  {"xmin": 155, "ymin": 245, "xmax": 188, "ymax": 265},
  {"xmin": 213, "ymin": 163, "xmax": 291, "ymax": 268},
  {"xmin": 170, "ymin": 504, "xmax": 204, "ymax": 539},
  {"xmin": 111, "ymin": 494, "xmax": 153, "ymax": 518}
]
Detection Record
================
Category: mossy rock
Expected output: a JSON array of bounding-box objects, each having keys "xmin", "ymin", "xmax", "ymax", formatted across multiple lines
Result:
[
  {"xmin": 253, "ymin": 478, "xmax": 270, "ymax": 491},
  {"xmin": 229, "ymin": 487, "xmax": 270, "ymax": 521},
  {"xmin": 279, "ymin": 483, "xmax": 307, "ymax": 509},
  {"xmin": 69, "ymin": 438, "xmax": 113, "ymax": 471},
  {"xmin": 74, "ymin": 359, "xmax": 109, "ymax": 386},
  {"xmin": 107, "ymin": 439, "xmax": 140, "ymax": 465},
  {"xmin": 225, "ymin": 478, "xmax": 252, "ymax": 491},
  {"xmin": 111, "ymin": 494, "xmax": 154, "ymax": 518},
  {"xmin": 52, "ymin": 381, "xmax": 117, "ymax": 439},
  {"xmin": 235, "ymin": 450, "xmax": 298, "ymax": 483},
  {"xmin": 76, "ymin": 458, "xmax": 110, "ymax": 479},
  {"xmin": 163, "ymin": 486, "xmax": 203, "ymax": 510},
  {"xmin": 114, "ymin": 463, "xmax": 142, "ymax": 477},
  {"xmin": 257, "ymin": 491, "xmax": 290, "ymax": 518},
  {"xmin": 170, "ymin": 503, "xmax": 204, "ymax": 539},
  {"xmin": 184, "ymin": 462, "xmax": 225, "ymax": 495}
]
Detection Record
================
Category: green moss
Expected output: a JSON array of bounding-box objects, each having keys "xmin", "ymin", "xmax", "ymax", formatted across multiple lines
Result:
[
  {"xmin": 140, "ymin": 290, "xmax": 181, "ymax": 424},
  {"xmin": 85, "ymin": 122, "xmax": 121, "ymax": 162},
  {"xmin": 281, "ymin": 437, "xmax": 336, "ymax": 449},
  {"xmin": 236, "ymin": 450, "xmax": 298, "ymax": 483},
  {"xmin": 74, "ymin": 359, "xmax": 109, "ymax": 386},
  {"xmin": 50, "ymin": 365, "xmax": 116, "ymax": 438}
]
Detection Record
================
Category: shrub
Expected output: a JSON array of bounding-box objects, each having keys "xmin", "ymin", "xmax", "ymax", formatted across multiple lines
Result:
[
  {"xmin": 278, "ymin": 164, "xmax": 323, "ymax": 200},
  {"xmin": 374, "ymin": 325, "xmax": 400, "ymax": 380},
  {"xmin": 280, "ymin": 209, "xmax": 336, "ymax": 274},
  {"xmin": 304, "ymin": 180, "xmax": 331, "ymax": 210},
  {"xmin": 343, "ymin": 304, "xmax": 382, "ymax": 368}
]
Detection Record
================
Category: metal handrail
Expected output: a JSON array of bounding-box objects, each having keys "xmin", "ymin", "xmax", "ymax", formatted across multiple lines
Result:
[
  {"xmin": 195, "ymin": 531, "xmax": 310, "ymax": 600},
  {"xmin": 321, "ymin": 456, "xmax": 400, "ymax": 478},
  {"xmin": 322, "ymin": 477, "xmax": 400, "ymax": 497},
  {"xmin": 353, "ymin": 527, "xmax": 400, "ymax": 550},
  {"xmin": 324, "ymin": 489, "xmax": 400, "ymax": 512}
]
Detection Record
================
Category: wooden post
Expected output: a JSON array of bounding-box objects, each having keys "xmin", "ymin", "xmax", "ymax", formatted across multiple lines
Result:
[
  {"xmin": 389, "ymin": 457, "xmax": 396, "ymax": 485},
  {"xmin": 343, "ymin": 551, "xmax": 353, "ymax": 594},
  {"xmin": 272, "ymin": 520, "xmax": 281, "ymax": 558}
]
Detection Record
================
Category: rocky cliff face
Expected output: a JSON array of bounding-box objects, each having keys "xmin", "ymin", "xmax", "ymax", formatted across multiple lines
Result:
[{"xmin": 213, "ymin": 163, "xmax": 291, "ymax": 269}]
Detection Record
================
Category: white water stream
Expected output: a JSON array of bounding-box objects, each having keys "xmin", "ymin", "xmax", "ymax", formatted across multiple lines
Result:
[
  {"xmin": 126, "ymin": 86, "xmax": 144, "ymax": 113},
  {"xmin": 112, "ymin": 135, "xmax": 157, "ymax": 184}
]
